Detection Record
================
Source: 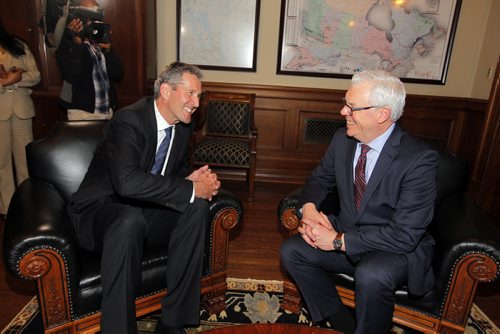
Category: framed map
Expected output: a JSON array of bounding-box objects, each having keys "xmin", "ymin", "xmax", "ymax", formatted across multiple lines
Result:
[
  {"xmin": 277, "ymin": 0, "xmax": 462, "ymax": 84},
  {"xmin": 177, "ymin": 0, "xmax": 260, "ymax": 72}
]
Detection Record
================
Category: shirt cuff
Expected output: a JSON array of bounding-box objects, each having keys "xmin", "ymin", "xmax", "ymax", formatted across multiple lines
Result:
[{"xmin": 190, "ymin": 183, "xmax": 195, "ymax": 203}]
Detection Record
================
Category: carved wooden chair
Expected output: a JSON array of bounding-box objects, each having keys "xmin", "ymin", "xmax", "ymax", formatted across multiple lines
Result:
[
  {"xmin": 192, "ymin": 91, "xmax": 258, "ymax": 201},
  {"xmin": 3, "ymin": 121, "xmax": 243, "ymax": 333}
]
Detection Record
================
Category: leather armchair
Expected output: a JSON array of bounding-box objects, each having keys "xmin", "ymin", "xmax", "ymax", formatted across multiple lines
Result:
[
  {"xmin": 277, "ymin": 145, "xmax": 500, "ymax": 334},
  {"xmin": 3, "ymin": 121, "xmax": 243, "ymax": 333}
]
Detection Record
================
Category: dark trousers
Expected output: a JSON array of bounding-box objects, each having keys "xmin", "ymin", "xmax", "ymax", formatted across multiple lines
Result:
[
  {"xmin": 91, "ymin": 198, "xmax": 208, "ymax": 334},
  {"xmin": 280, "ymin": 235, "xmax": 408, "ymax": 334}
]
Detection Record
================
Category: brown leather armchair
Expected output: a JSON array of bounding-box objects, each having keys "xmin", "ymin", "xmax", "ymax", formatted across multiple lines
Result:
[
  {"xmin": 277, "ymin": 145, "xmax": 500, "ymax": 334},
  {"xmin": 191, "ymin": 91, "xmax": 258, "ymax": 201},
  {"xmin": 3, "ymin": 121, "xmax": 243, "ymax": 333}
]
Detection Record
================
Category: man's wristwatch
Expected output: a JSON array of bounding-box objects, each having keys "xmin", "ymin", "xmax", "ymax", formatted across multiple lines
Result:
[{"xmin": 333, "ymin": 232, "xmax": 343, "ymax": 251}]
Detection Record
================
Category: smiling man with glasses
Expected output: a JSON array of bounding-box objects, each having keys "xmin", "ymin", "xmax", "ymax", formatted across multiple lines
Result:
[{"xmin": 281, "ymin": 69, "xmax": 439, "ymax": 333}]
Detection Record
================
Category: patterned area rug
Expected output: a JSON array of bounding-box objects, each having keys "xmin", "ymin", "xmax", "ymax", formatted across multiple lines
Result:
[{"xmin": 2, "ymin": 278, "xmax": 499, "ymax": 333}]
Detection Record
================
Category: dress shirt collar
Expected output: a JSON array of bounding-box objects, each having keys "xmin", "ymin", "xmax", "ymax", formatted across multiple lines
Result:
[
  {"xmin": 363, "ymin": 123, "xmax": 396, "ymax": 153},
  {"xmin": 153, "ymin": 100, "xmax": 174, "ymax": 131}
]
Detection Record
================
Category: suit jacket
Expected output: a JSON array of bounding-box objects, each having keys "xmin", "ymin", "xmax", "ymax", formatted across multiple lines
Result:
[
  {"xmin": 68, "ymin": 97, "xmax": 194, "ymax": 250},
  {"xmin": 0, "ymin": 41, "xmax": 40, "ymax": 120},
  {"xmin": 299, "ymin": 125, "xmax": 438, "ymax": 295}
]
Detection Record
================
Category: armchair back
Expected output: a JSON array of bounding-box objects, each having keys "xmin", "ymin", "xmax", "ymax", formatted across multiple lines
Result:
[{"xmin": 27, "ymin": 121, "xmax": 106, "ymax": 200}]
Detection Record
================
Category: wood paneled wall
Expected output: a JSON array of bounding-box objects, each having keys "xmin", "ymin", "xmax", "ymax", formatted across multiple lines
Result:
[
  {"xmin": 29, "ymin": 82, "xmax": 488, "ymax": 187},
  {"xmin": 200, "ymin": 82, "xmax": 488, "ymax": 187}
]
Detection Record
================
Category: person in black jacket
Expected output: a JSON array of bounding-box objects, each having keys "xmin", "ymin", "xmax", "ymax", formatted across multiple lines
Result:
[
  {"xmin": 56, "ymin": 0, "xmax": 123, "ymax": 120},
  {"xmin": 68, "ymin": 62, "xmax": 220, "ymax": 334}
]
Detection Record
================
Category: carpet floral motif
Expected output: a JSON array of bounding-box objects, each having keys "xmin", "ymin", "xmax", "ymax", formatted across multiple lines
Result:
[{"xmin": 242, "ymin": 291, "xmax": 281, "ymax": 323}]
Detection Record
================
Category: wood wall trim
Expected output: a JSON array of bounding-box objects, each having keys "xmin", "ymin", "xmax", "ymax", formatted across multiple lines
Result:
[{"xmin": 471, "ymin": 56, "xmax": 500, "ymax": 218}]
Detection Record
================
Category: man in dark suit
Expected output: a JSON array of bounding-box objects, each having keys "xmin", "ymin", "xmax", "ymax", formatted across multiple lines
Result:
[
  {"xmin": 68, "ymin": 62, "xmax": 220, "ymax": 334},
  {"xmin": 280, "ymin": 70, "xmax": 438, "ymax": 334}
]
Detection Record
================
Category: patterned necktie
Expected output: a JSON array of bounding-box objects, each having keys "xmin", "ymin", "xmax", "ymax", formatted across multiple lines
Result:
[
  {"xmin": 354, "ymin": 144, "xmax": 371, "ymax": 210},
  {"xmin": 151, "ymin": 127, "xmax": 172, "ymax": 175}
]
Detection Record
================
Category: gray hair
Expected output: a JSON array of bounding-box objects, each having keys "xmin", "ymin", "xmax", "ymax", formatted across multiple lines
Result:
[
  {"xmin": 153, "ymin": 62, "xmax": 203, "ymax": 99},
  {"xmin": 351, "ymin": 70, "xmax": 406, "ymax": 121}
]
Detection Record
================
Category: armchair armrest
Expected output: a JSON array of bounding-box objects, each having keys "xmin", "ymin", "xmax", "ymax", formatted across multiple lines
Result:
[
  {"xmin": 205, "ymin": 188, "xmax": 243, "ymax": 275},
  {"xmin": 3, "ymin": 178, "xmax": 80, "ymax": 327},
  {"xmin": 3, "ymin": 178, "xmax": 80, "ymax": 281},
  {"xmin": 277, "ymin": 189, "xmax": 301, "ymax": 234},
  {"xmin": 431, "ymin": 194, "xmax": 500, "ymax": 324}
]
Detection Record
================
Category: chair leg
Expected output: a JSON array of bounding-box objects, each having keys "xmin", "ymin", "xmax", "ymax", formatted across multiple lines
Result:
[
  {"xmin": 203, "ymin": 284, "xmax": 227, "ymax": 315},
  {"xmin": 282, "ymin": 279, "xmax": 303, "ymax": 314},
  {"xmin": 247, "ymin": 167, "xmax": 255, "ymax": 202}
]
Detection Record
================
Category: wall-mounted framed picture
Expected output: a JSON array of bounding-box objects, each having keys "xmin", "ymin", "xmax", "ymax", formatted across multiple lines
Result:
[
  {"xmin": 277, "ymin": 0, "xmax": 462, "ymax": 84},
  {"xmin": 177, "ymin": 0, "xmax": 261, "ymax": 72}
]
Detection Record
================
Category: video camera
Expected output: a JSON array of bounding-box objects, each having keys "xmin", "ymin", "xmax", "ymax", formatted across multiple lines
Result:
[
  {"xmin": 68, "ymin": 6, "xmax": 111, "ymax": 44},
  {"xmin": 84, "ymin": 21, "xmax": 111, "ymax": 44}
]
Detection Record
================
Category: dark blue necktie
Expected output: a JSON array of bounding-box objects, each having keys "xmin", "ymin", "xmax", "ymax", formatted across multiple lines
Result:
[{"xmin": 151, "ymin": 127, "xmax": 172, "ymax": 175}]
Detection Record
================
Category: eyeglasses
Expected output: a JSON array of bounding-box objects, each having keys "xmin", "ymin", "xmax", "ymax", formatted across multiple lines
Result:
[{"xmin": 341, "ymin": 98, "xmax": 380, "ymax": 116}]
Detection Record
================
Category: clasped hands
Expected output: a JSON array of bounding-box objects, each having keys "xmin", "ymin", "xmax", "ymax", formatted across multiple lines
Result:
[
  {"xmin": 188, "ymin": 165, "xmax": 221, "ymax": 201},
  {"xmin": 298, "ymin": 203, "xmax": 338, "ymax": 251},
  {"xmin": 0, "ymin": 64, "xmax": 24, "ymax": 86}
]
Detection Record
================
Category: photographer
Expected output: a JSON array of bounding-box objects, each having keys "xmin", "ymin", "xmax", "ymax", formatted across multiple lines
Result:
[{"xmin": 56, "ymin": 0, "xmax": 123, "ymax": 120}]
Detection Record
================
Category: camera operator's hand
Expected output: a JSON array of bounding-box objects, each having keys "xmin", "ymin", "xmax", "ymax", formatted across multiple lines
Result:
[{"xmin": 66, "ymin": 18, "xmax": 84, "ymax": 45}]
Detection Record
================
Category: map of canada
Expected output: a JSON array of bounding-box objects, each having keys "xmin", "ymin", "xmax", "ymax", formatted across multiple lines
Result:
[
  {"xmin": 281, "ymin": 0, "xmax": 457, "ymax": 81},
  {"xmin": 180, "ymin": 0, "xmax": 256, "ymax": 68}
]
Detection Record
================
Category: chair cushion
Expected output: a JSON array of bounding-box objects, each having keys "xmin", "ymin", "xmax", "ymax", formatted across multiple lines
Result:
[
  {"xmin": 332, "ymin": 273, "xmax": 440, "ymax": 317},
  {"xmin": 74, "ymin": 246, "xmax": 169, "ymax": 317},
  {"xmin": 193, "ymin": 137, "xmax": 251, "ymax": 167},
  {"xmin": 74, "ymin": 244, "xmax": 214, "ymax": 318}
]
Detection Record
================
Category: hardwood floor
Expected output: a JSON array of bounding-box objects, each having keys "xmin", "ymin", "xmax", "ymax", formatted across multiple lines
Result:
[
  {"xmin": 0, "ymin": 215, "xmax": 37, "ymax": 329},
  {"xmin": 1, "ymin": 181, "xmax": 499, "ymax": 330}
]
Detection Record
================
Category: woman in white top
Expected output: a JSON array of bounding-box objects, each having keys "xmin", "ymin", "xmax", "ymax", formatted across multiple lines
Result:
[{"xmin": 0, "ymin": 19, "xmax": 41, "ymax": 215}]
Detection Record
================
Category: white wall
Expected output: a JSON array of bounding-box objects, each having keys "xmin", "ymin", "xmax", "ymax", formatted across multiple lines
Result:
[{"xmin": 157, "ymin": 0, "xmax": 499, "ymax": 99}]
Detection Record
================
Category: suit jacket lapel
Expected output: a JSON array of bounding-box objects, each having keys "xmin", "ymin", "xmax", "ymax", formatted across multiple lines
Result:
[
  {"xmin": 164, "ymin": 125, "xmax": 182, "ymax": 175},
  {"xmin": 145, "ymin": 99, "xmax": 159, "ymax": 173},
  {"xmin": 345, "ymin": 139, "xmax": 357, "ymax": 212},
  {"xmin": 358, "ymin": 126, "xmax": 402, "ymax": 213}
]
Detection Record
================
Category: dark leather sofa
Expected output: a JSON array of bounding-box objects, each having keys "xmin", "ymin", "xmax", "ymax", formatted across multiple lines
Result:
[
  {"xmin": 277, "ymin": 144, "xmax": 500, "ymax": 333},
  {"xmin": 3, "ymin": 121, "xmax": 243, "ymax": 333}
]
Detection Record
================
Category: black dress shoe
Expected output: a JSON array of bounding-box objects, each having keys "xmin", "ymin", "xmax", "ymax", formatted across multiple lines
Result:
[
  {"xmin": 154, "ymin": 320, "xmax": 186, "ymax": 334},
  {"xmin": 325, "ymin": 306, "xmax": 356, "ymax": 334}
]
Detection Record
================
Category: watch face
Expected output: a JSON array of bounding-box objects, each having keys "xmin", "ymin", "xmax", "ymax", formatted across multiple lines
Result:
[{"xmin": 333, "ymin": 239, "xmax": 342, "ymax": 250}]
